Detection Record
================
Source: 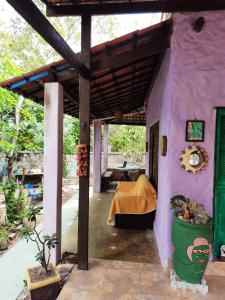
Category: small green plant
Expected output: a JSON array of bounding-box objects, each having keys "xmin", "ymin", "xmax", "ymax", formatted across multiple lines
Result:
[
  {"xmin": 0, "ymin": 180, "xmax": 26, "ymax": 224},
  {"xmin": 20, "ymin": 205, "xmax": 57, "ymax": 274},
  {"xmin": 63, "ymin": 158, "xmax": 70, "ymax": 178},
  {"xmin": 0, "ymin": 226, "xmax": 8, "ymax": 250}
]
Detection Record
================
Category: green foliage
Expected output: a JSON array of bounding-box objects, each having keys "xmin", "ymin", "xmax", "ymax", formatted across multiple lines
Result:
[
  {"xmin": 0, "ymin": 226, "xmax": 8, "ymax": 240},
  {"xmin": 0, "ymin": 180, "xmax": 26, "ymax": 224},
  {"xmin": 0, "ymin": 53, "xmax": 44, "ymax": 153},
  {"xmin": 0, "ymin": 3, "xmax": 149, "ymax": 159},
  {"xmin": 21, "ymin": 205, "xmax": 58, "ymax": 274},
  {"xmin": 0, "ymin": 226, "xmax": 8, "ymax": 250},
  {"xmin": 63, "ymin": 116, "xmax": 80, "ymax": 155},
  {"xmin": 108, "ymin": 125, "xmax": 146, "ymax": 159}
]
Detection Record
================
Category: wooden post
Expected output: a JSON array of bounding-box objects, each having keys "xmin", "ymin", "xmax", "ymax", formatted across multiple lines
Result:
[
  {"xmin": 43, "ymin": 83, "xmax": 63, "ymax": 264},
  {"xmin": 93, "ymin": 120, "xmax": 102, "ymax": 193},
  {"xmin": 103, "ymin": 124, "xmax": 109, "ymax": 170},
  {"xmin": 78, "ymin": 13, "xmax": 91, "ymax": 271}
]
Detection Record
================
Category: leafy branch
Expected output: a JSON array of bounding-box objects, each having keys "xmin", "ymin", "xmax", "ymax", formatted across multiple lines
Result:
[{"xmin": 20, "ymin": 205, "xmax": 58, "ymax": 274}]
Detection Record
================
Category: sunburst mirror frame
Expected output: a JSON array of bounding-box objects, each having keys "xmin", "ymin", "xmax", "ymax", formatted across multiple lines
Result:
[{"xmin": 180, "ymin": 145, "xmax": 208, "ymax": 174}]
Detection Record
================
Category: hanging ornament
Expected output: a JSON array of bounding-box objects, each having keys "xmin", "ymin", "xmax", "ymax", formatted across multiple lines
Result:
[{"xmin": 76, "ymin": 144, "xmax": 88, "ymax": 177}]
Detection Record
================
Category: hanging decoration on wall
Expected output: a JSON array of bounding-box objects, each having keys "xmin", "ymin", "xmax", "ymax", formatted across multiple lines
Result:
[
  {"xmin": 186, "ymin": 120, "xmax": 205, "ymax": 142},
  {"xmin": 76, "ymin": 144, "xmax": 88, "ymax": 177},
  {"xmin": 193, "ymin": 17, "xmax": 205, "ymax": 33},
  {"xmin": 180, "ymin": 145, "xmax": 208, "ymax": 174},
  {"xmin": 160, "ymin": 136, "xmax": 167, "ymax": 156}
]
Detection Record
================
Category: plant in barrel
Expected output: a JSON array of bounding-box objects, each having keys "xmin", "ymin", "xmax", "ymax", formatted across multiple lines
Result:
[{"xmin": 170, "ymin": 195, "xmax": 213, "ymax": 284}]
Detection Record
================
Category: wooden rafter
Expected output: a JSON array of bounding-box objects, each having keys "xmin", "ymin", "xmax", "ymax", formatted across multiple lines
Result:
[
  {"xmin": 46, "ymin": 0, "xmax": 225, "ymax": 16},
  {"xmin": 6, "ymin": 0, "xmax": 90, "ymax": 79}
]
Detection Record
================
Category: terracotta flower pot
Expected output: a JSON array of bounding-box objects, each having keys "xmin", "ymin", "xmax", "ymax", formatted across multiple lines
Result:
[{"xmin": 26, "ymin": 264, "xmax": 61, "ymax": 300}]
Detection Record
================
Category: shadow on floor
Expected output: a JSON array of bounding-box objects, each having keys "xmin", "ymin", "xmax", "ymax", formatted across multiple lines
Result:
[{"xmin": 63, "ymin": 191, "xmax": 159, "ymax": 264}]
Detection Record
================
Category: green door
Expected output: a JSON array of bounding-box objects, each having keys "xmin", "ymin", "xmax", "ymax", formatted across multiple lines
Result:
[{"xmin": 214, "ymin": 108, "xmax": 225, "ymax": 257}]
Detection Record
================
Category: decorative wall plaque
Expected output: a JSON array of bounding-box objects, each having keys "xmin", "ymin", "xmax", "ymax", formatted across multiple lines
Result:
[
  {"xmin": 180, "ymin": 145, "xmax": 208, "ymax": 174},
  {"xmin": 160, "ymin": 136, "xmax": 167, "ymax": 156}
]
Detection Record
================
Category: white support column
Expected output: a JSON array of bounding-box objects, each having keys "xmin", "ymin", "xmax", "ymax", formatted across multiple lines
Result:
[
  {"xmin": 43, "ymin": 82, "xmax": 63, "ymax": 265},
  {"xmin": 103, "ymin": 124, "xmax": 109, "ymax": 170},
  {"xmin": 93, "ymin": 120, "xmax": 102, "ymax": 193}
]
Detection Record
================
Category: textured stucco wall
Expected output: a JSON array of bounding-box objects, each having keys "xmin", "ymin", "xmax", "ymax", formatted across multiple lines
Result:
[
  {"xmin": 147, "ymin": 11, "xmax": 225, "ymax": 267},
  {"xmin": 170, "ymin": 12, "xmax": 225, "ymax": 215},
  {"xmin": 146, "ymin": 49, "xmax": 173, "ymax": 266}
]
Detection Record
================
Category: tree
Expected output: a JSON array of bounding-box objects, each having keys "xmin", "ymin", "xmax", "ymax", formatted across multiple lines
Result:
[
  {"xmin": 0, "ymin": 54, "xmax": 44, "ymax": 155},
  {"xmin": 63, "ymin": 116, "xmax": 80, "ymax": 155},
  {"xmin": 108, "ymin": 125, "xmax": 146, "ymax": 161},
  {"xmin": 0, "ymin": 1, "xmax": 150, "ymax": 160}
]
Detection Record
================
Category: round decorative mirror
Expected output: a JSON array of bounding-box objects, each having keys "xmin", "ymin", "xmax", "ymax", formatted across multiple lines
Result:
[{"xmin": 180, "ymin": 145, "xmax": 208, "ymax": 174}]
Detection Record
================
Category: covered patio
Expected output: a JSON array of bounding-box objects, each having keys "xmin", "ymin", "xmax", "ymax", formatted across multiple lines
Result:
[
  {"xmin": 0, "ymin": 13, "xmax": 171, "ymax": 270},
  {"xmin": 2, "ymin": 0, "xmax": 225, "ymax": 299}
]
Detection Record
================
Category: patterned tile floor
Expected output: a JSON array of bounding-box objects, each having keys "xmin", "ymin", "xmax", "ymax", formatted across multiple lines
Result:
[{"xmin": 57, "ymin": 258, "xmax": 225, "ymax": 300}]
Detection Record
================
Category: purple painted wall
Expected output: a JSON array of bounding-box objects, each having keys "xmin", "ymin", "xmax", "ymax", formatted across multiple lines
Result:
[
  {"xmin": 147, "ymin": 12, "xmax": 225, "ymax": 267},
  {"xmin": 146, "ymin": 49, "xmax": 173, "ymax": 266}
]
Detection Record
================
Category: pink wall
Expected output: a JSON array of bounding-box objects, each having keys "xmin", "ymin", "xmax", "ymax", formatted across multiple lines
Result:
[{"xmin": 147, "ymin": 11, "xmax": 225, "ymax": 267}]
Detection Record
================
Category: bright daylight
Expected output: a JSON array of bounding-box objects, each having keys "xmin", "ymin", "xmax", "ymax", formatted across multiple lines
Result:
[{"xmin": 0, "ymin": 1, "xmax": 225, "ymax": 300}]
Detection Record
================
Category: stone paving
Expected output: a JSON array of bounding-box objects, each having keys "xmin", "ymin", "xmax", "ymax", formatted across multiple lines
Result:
[{"xmin": 57, "ymin": 258, "xmax": 225, "ymax": 300}]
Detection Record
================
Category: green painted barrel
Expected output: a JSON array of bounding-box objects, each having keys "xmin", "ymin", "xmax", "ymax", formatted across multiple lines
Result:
[{"xmin": 172, "ymin": 216, "xmax": 213, "ymax": 284}]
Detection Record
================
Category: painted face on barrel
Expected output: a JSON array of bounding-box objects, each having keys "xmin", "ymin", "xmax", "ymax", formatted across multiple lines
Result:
[
  {"xmin": 191, "ymin": 245, "xmax": 210, "ymax": 269},
  {"xmin": 187, "ymin": 237, "xmax": 211, "ymax": 271}
]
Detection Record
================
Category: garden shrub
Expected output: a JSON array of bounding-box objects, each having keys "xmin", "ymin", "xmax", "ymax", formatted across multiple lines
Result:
[{"xmin": 0, "ymin": 180, "xmax": 26, "ymax": 224}]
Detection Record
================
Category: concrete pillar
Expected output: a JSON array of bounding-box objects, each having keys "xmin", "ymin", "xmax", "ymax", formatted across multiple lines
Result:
[
  {"xmin": 93, "ymin": 120, "xmax": 102, "ymax": 193},
  {"xmin": 43, "ymin": 82, "xmax": 63, "ymax": 264},
  {"xmin": 103, "ymin": 124, "xmax": 109, "ymax": 170}
]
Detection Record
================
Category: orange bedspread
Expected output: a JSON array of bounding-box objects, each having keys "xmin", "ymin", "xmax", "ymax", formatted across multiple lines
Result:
[{"xmin": 107, "ymin": 175, "xmax": 157, "ymax": 225}]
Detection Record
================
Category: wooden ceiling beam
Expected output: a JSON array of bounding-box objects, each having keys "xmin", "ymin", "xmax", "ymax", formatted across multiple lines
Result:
[
  {"xmin": 6, "ymin": 0, "xmax": 90, "ymax": 80},
  {"xmin": 92, "ymin": 75, "xmax": 150, "ymax": 100},
  {"xmin": 94, "ymin": 101, "xmax": 144, "ymax": 118},
  {"xmin": 46, "ymin": 1, "xmax": 225, "ymax": 16},
  {"xmin": 92, "ymin": 80, "xmax": 149, "ymax": 102},
  {"xmin": 92, "ymin": 40, "xmax": 170, "ymax": 72},
  {"xmin": 91, "ymin": 63, "xmax": 153, "ymax": 86},
  {"xmin": 92, "ymin": 88, "xmax": 146, "ymax": 106},
  {"xmin": 92, "ymin": 58, "xmax": 154, "ymax": 81},
  {"xmin": 91, "ymin": 71, "xmax": 151, "ymax": 96},
  {"xmin": 92, "ymin": 88, "xmax": 146, "ymax": 105}
]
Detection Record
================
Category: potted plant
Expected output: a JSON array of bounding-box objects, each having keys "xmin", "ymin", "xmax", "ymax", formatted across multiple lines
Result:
[
  {"xmin": 170, "ymin": 195, "xmax": 213, "ymax": 284},
  {"xmin": 21, "ymin": 205, "xmax": 61, "ymax": 300}
]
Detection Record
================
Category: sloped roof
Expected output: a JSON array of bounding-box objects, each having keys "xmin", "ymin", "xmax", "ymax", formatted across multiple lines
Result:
[{"xmin": 0, "ymin": 20, "xmax": 171, "ymax": 125}]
